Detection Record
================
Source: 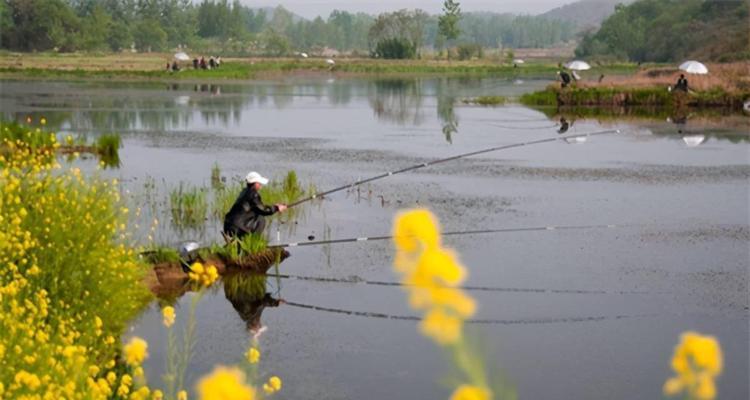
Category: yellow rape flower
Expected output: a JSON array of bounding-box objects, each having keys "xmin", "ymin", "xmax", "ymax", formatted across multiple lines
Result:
[
  {"xmin": 152, "ymin": 389, "xmax": 164, "ymax": 400},
  {"xmin": 419, "ymin": 308, "xmax": 462, "ymax": 345},
  {"xmin": 188, "ymin": 262, "xmax": 219, "ymax": 287},
  {"xmin": 123, "ymin": 337, "xmax": 149, "ymax": 366},
  {"xmin": 268, "ymin": 376, "xmax": 282, "ymax": 391},
  {"xmin": 162, "ymin": 306, "xmax": 176, "ymax": 328},
  {"xmin": 393, "ymin": 208, "xmax": 441, "ymax": 252},
  {"xmin": 245, "ymin": 347, "xmax": 260, "ymax": 364},
  {"xmin": 196, "ymin": 366, "xmax": 255, "ymax": 400},
  {"xmin": 664, "ymin": 331, "xmax": 723, "ymax": 400},
  {"xmin": 450, "ymin": 385, "xmax": 492, "ymax": 400},
  {"xmin": 177, "ymin": 390, "xmax": 188, "ymax": 400}
]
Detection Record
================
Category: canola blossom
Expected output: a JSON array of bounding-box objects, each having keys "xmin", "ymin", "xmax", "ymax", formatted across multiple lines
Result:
[
  {"xmin": 450, "ymin": 385, "xmax": 492, "ymax": 400},
  {"xmin": 246, "ymin": 347, "xmax": 260, "ymax": 364},
  {"xmin": 392, "ymin": 209, "xmax": 474, "ymax": 345},
  {"xmin": 162, "ymin": 306, "xmax": 176, "ymax": 328},
  {"xmin": 124, "ymin": 337, "xmax": 149, "ymax": 366},
  {"xmin": 0, "ymin": 122, "xmax": 153, "ymax": 399},
  {"xmin": 392, "ymin": 209, "xmax": 493, "ymax": 399},
  {"xmin": 663, "ymin": 331, "xmax": 723, "ymax": 400},
  {"xmin": 188, "ymin": 262, "xmax": 219, "ymax": 287},
  {"xmin": 196, "ymin": 366, "xmax": 255, "ymax": 400}
]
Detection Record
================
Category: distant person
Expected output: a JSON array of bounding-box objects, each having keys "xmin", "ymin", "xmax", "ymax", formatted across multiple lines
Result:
[
  {"xmin": 209, "ymin": 56, "xmax": 216, "ymax": 69},
  {"xmin": 166, "ymin": 62, "xmax": 171, "ymax": 71},
  {"xmin": 557, "ymin": 117, "xmax": 570, "ymax": 134},
  {"xmin": 558, "ymin": 70, "xmax": 571, "ymax": 88},
  {"xmin": 171, "ymin": 61, "xmax": 180, "ymax": 72},
  {"xmin": 193, "ymin": 58, "xmax": 199, "ymax": 69},
  {"xmin": 200, "ymin": 57, "xmax": 207, "ymax": 70},
  {"xmin": 674, "ymin": 74, "xmax": 689, "ymax": 92},
  {"xmin": 216, "ymin": 57, "xmax": 222, "ymax": 67},
  {"xmin": 223, "ymin": 171, "xmax": 287, "ymax": 240}
]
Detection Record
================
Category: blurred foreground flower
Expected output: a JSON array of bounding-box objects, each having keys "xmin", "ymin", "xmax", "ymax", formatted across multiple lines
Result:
[
  {"xmin": 123, "ymin": 337, "xmax": 149, "ymax": 366},
  {"xmin": 197, "ymin": 366, "xmax": 255, "ymax": 400},
  {"xmin": 246, "ymin": 347, "xmax": 260, "ymax": 364},
  {"xmin": 162, "ymin": 306, "xmax": 176, "ymax": 327},
  {"xmin": 664, "ymin": 331, "xmax": 723, "ymax": 400},
  {"xmin": 188, "ymin": 262, "xmax": 219, "ymax": 287},
  {"xmin": 392, "ymin": 209, "xmax": 494, "ymax": 399}
]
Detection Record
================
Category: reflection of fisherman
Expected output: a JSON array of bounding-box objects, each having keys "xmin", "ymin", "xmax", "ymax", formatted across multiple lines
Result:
[
  {"xmin": 224, "ymin": 277, "xmax": 283, "ymax": 338},
  {"xmin": 557, "ymin": 70, "xmax": 571, "ymax": 88},
  {"xmin": 223, "ymin": 172, "xmax": 287, "ymax": 240},
  {"xmin": 557, "ymin": 117, "xmax": 570, "ymax": 134}
]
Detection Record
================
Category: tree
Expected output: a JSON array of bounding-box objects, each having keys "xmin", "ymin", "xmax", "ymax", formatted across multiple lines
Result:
[
  {"xmin": 368, "ymin": 9, "xmax": 427, "ymax": 58},
  {"xmin": 133, "ymin": 19, "xmax": 167, "ymax": 51},
  {"xmin": 438, "ymin": 0, "xmax": 461, "ymax": 42}
]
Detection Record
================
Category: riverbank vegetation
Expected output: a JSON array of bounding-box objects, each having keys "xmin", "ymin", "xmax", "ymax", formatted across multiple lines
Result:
[{"xmin": 576, "ymin": 0, "xmax": 749, "ymax": 62}]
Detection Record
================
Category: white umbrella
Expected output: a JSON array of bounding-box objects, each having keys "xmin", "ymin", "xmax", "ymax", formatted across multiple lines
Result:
[
  {"xmin": 300, "ymin": 52, "xmax": 308, "ymax": 58},
  {"xmin": 512, "ymin": 59, "xmax": 525, "ymax": 64},
  {"xmin": 682, "ymin": 134, "xmax": 706, "ymax": 147},
  {"xmin": 174, "ymin": 52, "xmax": 190, "ymax": 61},
  {"xmin": 325, "ymin": 58, "xmax": 336, "ymax": 65},
  {"xmin": 565, "ymin": 60, "xmax": 591, "ymax": 71},
  {"xmin": 679, "ymin": 60, "xmax": 708, "ymax": 75}
]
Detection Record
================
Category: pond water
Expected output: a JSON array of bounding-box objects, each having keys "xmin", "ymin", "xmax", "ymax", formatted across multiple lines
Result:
[{"xmin": 2, "ymin": 77, "xmax": 748, "ymax": 399}]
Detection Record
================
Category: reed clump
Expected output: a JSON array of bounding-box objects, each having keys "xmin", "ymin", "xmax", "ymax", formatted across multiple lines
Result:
[{"xmin": 169, "ymin": 183, "xmax": 209, "ymax": 228}]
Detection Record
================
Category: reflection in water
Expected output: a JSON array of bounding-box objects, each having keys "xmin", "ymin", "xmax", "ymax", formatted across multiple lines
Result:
[
  {"xmin": 369, "ymin": 79, "xmax": 423, "ymax": 125},
  {"xmin": 436, "ymin": 78, "xmax": 459, "ymax": 143},
  {"xmin": 223, "ymin": 273, "xmax": 282, "ymax": 338}
]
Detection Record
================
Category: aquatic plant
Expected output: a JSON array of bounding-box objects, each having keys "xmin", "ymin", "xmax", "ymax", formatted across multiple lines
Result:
[
  {"xmin": 210, "ymin": 162, "xmax": 224, "ymax": 190},
  {"xmin": 462, "ymin": 96, "xmax": 508, "ymax": 106},
  {"xmin": 169, "ymin": 183, "xmax": 209, "ymax": 228},
  {"xmin": 141, "ymin": 246, "xmax": 181, "ymax": 264},
  {"xmin": 0, "ymin": 122, "xmax": 153, "ymax": 398},
  {"xmin": 392, "ymin": 209, "xmax": 515, "ymax": 399},
  {"xmin": 96, "ymin": 133, "xmax": 122, "ymax": 168},
  {"xmin": 664, "ymin": 331, "xmax": 723, "ymax": 400}
]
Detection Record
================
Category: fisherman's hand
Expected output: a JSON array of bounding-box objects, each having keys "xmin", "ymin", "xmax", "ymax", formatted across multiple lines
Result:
[{"xmin": 276, "ymin": 204, "xmax": 288, "ymax": 212}]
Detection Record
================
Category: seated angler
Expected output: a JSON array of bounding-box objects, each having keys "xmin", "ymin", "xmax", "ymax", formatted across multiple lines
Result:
[{"xmin": 223, "ymin": 171, "xmax": 287, "ymax": 240}]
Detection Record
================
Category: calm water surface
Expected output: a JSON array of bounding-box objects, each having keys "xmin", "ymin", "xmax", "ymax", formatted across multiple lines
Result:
[{"xmin": 2, "ymin": 77, "xmax": 748, "ymax": 399}]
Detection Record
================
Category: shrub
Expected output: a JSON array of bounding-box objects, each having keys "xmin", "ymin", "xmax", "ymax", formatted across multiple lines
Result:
[{"xmin": 374, "ymin": 38, "xmax": 416, "ymax": 59}]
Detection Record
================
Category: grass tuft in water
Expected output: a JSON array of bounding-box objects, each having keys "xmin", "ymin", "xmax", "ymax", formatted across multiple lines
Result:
[
  {"xmin": 462, "ymin": 96, "xmax": 508, "ymax": 106},
  {"xmin": 96, "ymin": 133, "xmax": 121, "ymax": 168},
  {"xmin": 169, "ymin": 183, "xmax": 209, "ymax": 228}
]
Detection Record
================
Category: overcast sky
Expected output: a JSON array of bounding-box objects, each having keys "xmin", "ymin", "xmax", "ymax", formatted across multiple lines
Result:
[{"xmin": 243, "ymin": 0, "xmax": 579, "ymax": 19}]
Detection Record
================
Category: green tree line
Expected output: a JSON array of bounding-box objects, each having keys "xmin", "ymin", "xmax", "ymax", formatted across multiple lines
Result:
[
  {"xmin": 0, "ymin": 0, "xmax": 575, "ymax": 55},
  {"xmin": 575, "ymin": 0, "xmax": 750, "ymax": 62}
]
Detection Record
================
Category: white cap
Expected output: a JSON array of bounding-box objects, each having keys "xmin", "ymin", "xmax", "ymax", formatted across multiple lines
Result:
[{"xmin": 245, "ymin": 171, "xmax": 269, "ymax": 185}]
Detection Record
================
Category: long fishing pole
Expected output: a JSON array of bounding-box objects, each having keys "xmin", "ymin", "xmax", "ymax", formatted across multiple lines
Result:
[
  {"xmin": 288, "ymin": 129, "xmax": 620, "ymax": 207},
  {"xmin": 268, "ymin": 223, "xmax": 623, "ymax": 248},
  {"xmin": 284, "ymin": 300, "xmax": 657, "ymax": 325},
  {"xmin": 270, "ymin": 273, "xmax": 658, "ymax": 296}
]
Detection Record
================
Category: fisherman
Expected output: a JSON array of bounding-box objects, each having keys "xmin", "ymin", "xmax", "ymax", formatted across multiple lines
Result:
[
  {"xmin": 558, "ymin": 70, "xmax": 572, "ymax": 88},
  {"xmin": 674, "ymin": 74, "xmax": 689, "ymax": 92},
  {"xmin": 223, "ymin": 171, "xmax": 287, "ymax": 240}
]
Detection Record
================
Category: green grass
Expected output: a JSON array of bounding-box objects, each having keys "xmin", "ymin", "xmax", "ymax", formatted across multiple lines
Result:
[
  {"xmin": 0, "ymin": 58, "xmax": 642, "ymax": 80},
  {"xmin": 462, "ymin": 96, "xmax": 508, "ymax": 106},
  {"xmin": 520, "ymin": 85, "xmax": 749, "ymax": 109},
  {"xmin": 169, "ymin": 183, "xmax": 209, "ymax": 228},
  {"xmin": 140, "ymin": 246, "xmax": 181, "ymax": 264}
]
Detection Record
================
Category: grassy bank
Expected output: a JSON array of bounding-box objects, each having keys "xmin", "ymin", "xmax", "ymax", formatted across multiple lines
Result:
[
  {"xmin": 0, "ymin": 53, "xmax": 640, "ymax": 80},
  {"xmin": 521, "ymin": 85, "xmax": 750, "ymax": 109}
]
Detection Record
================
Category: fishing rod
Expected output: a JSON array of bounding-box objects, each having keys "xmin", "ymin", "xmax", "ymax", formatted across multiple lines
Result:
[
  {"xmin": 288, "ymin": 129, "xmax": 621, "ymax": 208},
  {"xmin": 284, "ymin": 300, "xmax": 657, "ymax": 325},
  {"xmin": 268, "ymin": 223, "xmax": 623, "ymax": 248},
  {"xmin": 269, "ymin": 273, "xmax": 658, "ymax": 296}
]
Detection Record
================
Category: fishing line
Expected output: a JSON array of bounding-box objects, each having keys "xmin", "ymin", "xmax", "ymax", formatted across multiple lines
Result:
[
  {"xmin": 268, "ymin": 223, "xmax": 623, "ymax": 248},
  {"xmin": 284, "ymin": 300, "xmax": 656, "ymax": 325},
  {"xmin": 288, "ymin": 129, "xmax": 620, "ymax": 208},
  {"xmin": 269, "ymin": 273, "xmax": 658, "ymax": 296},
  {"xmin": 485, "ymin": 123, "xmax": 559, "ymax": 130}
]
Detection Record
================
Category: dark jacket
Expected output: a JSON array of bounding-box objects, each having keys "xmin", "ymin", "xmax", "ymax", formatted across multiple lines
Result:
[{"xmin": 224, "ymin": 185, "xmax": 277, "ymax": 233}]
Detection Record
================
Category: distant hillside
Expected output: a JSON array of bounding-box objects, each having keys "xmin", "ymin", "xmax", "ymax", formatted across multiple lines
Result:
[
  {"xmin": 540, "ymin": 0, "xmax": 636, "ymax": 31},
  {"xmin": 575, "ymin": 0, "xmax": 750, "ymax": 62}
]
